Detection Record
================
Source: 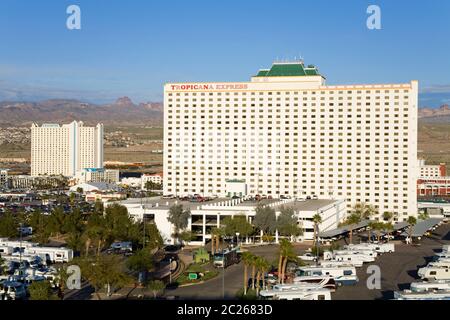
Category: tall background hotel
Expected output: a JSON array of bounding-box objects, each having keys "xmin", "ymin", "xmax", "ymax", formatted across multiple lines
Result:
[
  {"xmin": 163, "ymin": 61, "xmax": 419, "ymax": 220},
  {"xmin": 31, "ymin": 121, "xmax": 104, "ymax": 177}
]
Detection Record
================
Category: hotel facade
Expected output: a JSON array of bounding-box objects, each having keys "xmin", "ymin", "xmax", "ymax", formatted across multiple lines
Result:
[
  {"xmin": 164, "ymin": 61, "xmax": 419, "ymax": 220},
  {"xmin": 31, "ymin": 121, "xmax": 104, "ymax": 177}
]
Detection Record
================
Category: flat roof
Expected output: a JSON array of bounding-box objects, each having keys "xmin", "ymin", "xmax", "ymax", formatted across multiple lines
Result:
[
  {"xmin": 319, "ymin": 220, "xmax": 370, "ymax": 238},
  {"xmin": 120, "ymin": 197, "xmax": 339, "ymax": 212},
  {"xmin": 400, "ymin": 218, "xmax": 443, "ymax": 238}
]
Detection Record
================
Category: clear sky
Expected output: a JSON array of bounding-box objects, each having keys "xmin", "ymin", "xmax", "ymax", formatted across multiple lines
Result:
[{"xmin": 1, "ymin": 0, "xmax": 449, "ymax": 106}]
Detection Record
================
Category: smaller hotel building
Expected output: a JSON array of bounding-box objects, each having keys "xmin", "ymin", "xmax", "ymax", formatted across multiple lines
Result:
[{"xmin": 31, "ymin": 121, "xmax": 104, "ymax": 177}]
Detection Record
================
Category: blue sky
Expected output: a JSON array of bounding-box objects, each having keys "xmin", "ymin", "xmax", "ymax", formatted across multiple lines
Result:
[{"xmin": 0, "ymin": 0, "xmax": 449, "ymax": 106}]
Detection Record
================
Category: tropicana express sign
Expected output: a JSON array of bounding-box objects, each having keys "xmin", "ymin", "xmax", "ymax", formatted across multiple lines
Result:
[{"xmin": 169, "ymin": 83, "xmax": 248, "ymax": 91}]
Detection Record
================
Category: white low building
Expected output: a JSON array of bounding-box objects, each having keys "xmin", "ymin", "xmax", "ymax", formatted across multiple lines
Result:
[
  {"xmin": 70, "ymin": 182, "xmax": 119, "ymax": 193},
  {"xmin": 116, "ymin": 197, "xmax": 346, "ymax": 245},
  {"xmin": 141, "ymin": 173, "xmax": 163, "ymax": 190},
  {"xmin": 120, "ymin": 177, "xmax": 142, "ymax": 188},
  {"xmin": 73, "ymin": 168, "xmax": 119, "ymax": 185}
]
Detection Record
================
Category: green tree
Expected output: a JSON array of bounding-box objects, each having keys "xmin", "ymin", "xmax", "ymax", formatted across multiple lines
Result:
[
  {"xmin": 28, "ymin": 281, "xmax": 58, "ymax": 300},
  {"xmin": 0, "ymin": 211, "xmax": 19, "ymax": 238},
  {"xmin": 76, "ymin": 255, "xmax": 132, "ymax": 299},
  {"xmin": 126, "ymin": 249, "xmax": 154, "ymax": 274},
  {"xmin": 241, "ymin": 251, "xmax": 254, "ymax": 295},
  {"xmin": 141, "ymin": 222, "xmax": 164, "ymax": 251},
  {"xmin": 418, "ymin": 212, "xmax": 430, "ymax": 221},
  {"xmin": 48, "ymin": 207, "xmax": 67, "ymax": 240},
  {"xmin": 167, "ymin": 204, "xmax": 191, "ymax": 245},
  {"xmin": 29, "ymin": 210, "xmax": 51, "ymax": 244},
  {"xmin": 276, "ymin": 207, "xmax": 302, "ymax": 240},
  {"xmin": 253, "ymin": 205, "xmax": 276, "ymax": 240},
  {"xmin": 341, "ymin": 213, "xmax": 361, "ymax": 244},
  {"xmin": 312, "ymin": 213, "xmax": 322, "ymax": 256},
  {"xmin": 278, "ymin": 239, "xmax": 296, "ymax": 284},
  {"xmin": 255, "ymin": 256, "xmax": 270, "ymax": 296},
  {"xmin": 146, "ymin": 280, "xmax": 165, "ymax": 299}
]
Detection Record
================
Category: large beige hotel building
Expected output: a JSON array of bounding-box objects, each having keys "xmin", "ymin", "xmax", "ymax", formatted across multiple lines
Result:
[
  {"xmin": 31, "ymin": 121, "xmax": 104, "ymax": 177},
  {"xmin": 163, "ymin": 61, "xmax": 418, "ymax": 219}
]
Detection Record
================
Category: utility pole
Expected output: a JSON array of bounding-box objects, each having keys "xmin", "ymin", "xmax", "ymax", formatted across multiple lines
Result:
[{"xmin": 19, "ymin": 222, "xmax": 23, "ymax": 264}]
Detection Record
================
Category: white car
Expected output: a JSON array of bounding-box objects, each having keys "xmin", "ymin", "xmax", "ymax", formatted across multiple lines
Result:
[{"xmin": 298, "ymin": 253, "xmax": 317, "ymax": 261}]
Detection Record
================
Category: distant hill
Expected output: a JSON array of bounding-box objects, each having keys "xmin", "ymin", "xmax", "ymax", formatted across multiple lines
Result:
[
  {"xmin": 0, "ymin": 97, "xmax": 163, "ymax": 127},
  {"xmin": 419, "ymin": 104, "xmax": 450, "ymax": 123}
]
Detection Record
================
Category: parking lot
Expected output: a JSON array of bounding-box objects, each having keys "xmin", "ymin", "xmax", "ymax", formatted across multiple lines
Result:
[
  {"xmin": 333, "ymin": 223, "xmax": 450, "ymax": 300},
  {"xmin": 164, "ymin": 223, "xmax": 450, "ymax": 300}
]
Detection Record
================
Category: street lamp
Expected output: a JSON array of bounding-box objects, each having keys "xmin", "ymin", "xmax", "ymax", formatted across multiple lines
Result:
[
  {"xmin": 235, "ymin": 232, "xmax": 240, "ymax": 247},
  {"xmin": 19, "ymin": 222, "xmax": 23, "ymax": 264},
  {"xmin": 169, "ymin": 257, "xmax": 173, "ymax": 284}
]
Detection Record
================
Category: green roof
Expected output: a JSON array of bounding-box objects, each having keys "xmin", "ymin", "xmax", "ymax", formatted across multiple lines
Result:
[{"xmin": 254, "ymin": 62, "xmax": 321, "ymax": 77}]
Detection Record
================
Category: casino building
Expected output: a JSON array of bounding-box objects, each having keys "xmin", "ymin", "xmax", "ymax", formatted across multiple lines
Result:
[{"xmin": 163, "ymin": 61, "xmax": 419, "ymax": 220}]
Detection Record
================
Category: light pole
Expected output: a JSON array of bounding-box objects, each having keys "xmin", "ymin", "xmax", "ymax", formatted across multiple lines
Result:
[
  {"xmin": 222, "ymin": 251, "xmax": 225, "ymax": 299},
  {"xmin": 169, "ymin": 257, "xmax": 173, "ymax": 284},
  {"xmin": 236, "ymin": 232, "xmax": 240, "ymax": 248},
  {"xmin": 19, "ymin": 222, "xmax": 23, "ymax": 264}
]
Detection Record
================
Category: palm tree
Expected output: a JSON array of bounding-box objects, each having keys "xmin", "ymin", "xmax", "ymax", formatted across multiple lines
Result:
[
  {"xmin": 382, "ymin": 211, "xmax": 396, "ymax": 241},
  {"xmin": 241, "ymin": 251, "xmax": 254, "ymax": 295},
  {"xmin": 312, "ymin": 213, "xmax": 322, "ymax": 264},
  {"xmin": 277, "ymin": 239, "xmax": 290, "ymax": 284},
  {"xmin": 342, "ymin": 213, "xmax": 361, "ymax": 245},
  {"xmin": 255, "ymin": 256, "xmax": 270, "ymax": 296},
  {"xmin": 418, "ymin": 212, "xmax": 430, "ymax": 221},
  {"xmin": 407, "ymin": 216, "xmax": 417, "ymax": 245},
  {"xmin": 249, "ymin": 254, "xmax": 259, "ymax": 290},
  {"xmin": 279, "ymin": 239, "xmax": 295, "ymax": 284}
]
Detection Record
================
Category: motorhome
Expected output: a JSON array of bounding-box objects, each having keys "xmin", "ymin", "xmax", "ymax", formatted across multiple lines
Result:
[
  {"xmin": 0, "ymin": 239, "xmax": 37, "ymax": 250},
  {"xmin": 410, "ymin": 280, "xmax": 450, "ymax": 293},
  {"xmin": 346, "ymin": 243, "xmax": 395, "ymax": 253},
  {"xmin": 295, "ymin": 266, "xmax": 358, "ymax": 286},
  {"xmin": 319, "ymin": 259, "xmax": 364, "ymax": 268},
  {"xmin": 0, "ymin": 246, "xmax": 13, "ymax": 255},
  {"xmin": 292, "ymin": 275, "xmax": 336, "ymax": 291},
  {"xmin": 323, "ymin": 251, "xmax": 375, "ymax": 263},
  {"xmin": 259, "ymin": 283, "xmax": 325, "ymax": 299},
  {"xmin": 24, "ymin": 246, "xmax": 73, "ymax": 263},
  {"xmin": 418, "ymin": 266, "xmax": 450, "ymax": 281},
  {"xmin": 332, "ymin": 253, "xmax": 375, "ymax": 264},
  {"xmin": 427, "ymin": 260, "xmax": 450, "ymax": 269},
  {"xmin": 263, "ymin": 288, "xmax": 332, "ymax": 300},
  {"xmin": 393, "ymin": 290, "xmax": 450, "ymax": 300},
  {"xmin": 333, "ymin": 249, "xmax": 378, "ymax": 259}
]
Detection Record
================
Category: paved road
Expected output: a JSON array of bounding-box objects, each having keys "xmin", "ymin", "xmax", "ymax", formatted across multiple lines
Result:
[{"xmin": 163, "ymin": 244, "xmax": 310, "ymax": 299}]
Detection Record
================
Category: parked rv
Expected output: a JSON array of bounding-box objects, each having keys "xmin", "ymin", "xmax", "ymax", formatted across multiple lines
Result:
[
  {"xmin": 410, "ymin": 280, "xmax": 450, "ymax": 293},
  {"xmin": 262, "ymin": 288, "xmax": 332, "ymax": 300},
  {"xmin": 393, "ymin": 290, "xmax": 450, "ymax": 300},
  {"xmin": 24, "ymin": 247, "xmax": 73, "ymax": 263},
  {"xmin": 319, "ymin": 259, "xmax": 363, "ymax": 268},
  {"xmin": 418, "ymin": 266, "xmax": 450, "ymax": 281},
  {"xmin": 213, "ymin": 248, "xmax": 240, "ymax": 268},
  {"xmin": 295, "ymin": 266, "xmax": 358, "ymax": 287},
  {"xmin": 333, "ymin": 249, "xmax": 378, "ymax": 259},
  {"xmin": 346, "ymin": 243, "xmax": 395, "ymax": 253}
]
